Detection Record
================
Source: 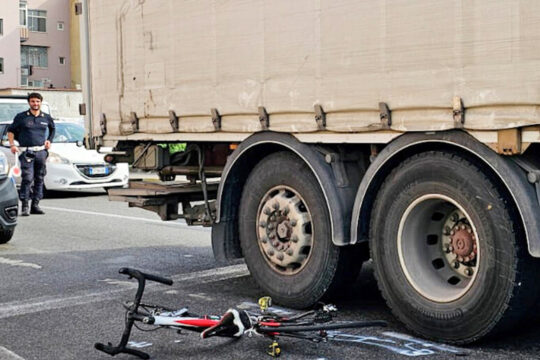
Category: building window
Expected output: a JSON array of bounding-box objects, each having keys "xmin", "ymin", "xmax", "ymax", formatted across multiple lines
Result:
[
  {"xmin": 57, "ymin": 22, "xmax": 64, "ymax": 31},
  {"xmin": 28, "ymin": 80, "xmax": 43, "ymax": 88},
  {"xmin": 21, "ymin": 46, "xmax": 48, "ymax": 68},
  {"xmin": 0, "ymin": 19, "xmax": 3, "ymax": 36},
  {"xmin": 21, "ymin": 67, "xmax": 28, "ymax": 86},
  {"xmin": 19, "ymin": 1, "xmax": 27, "ymax": 27},
  {"xmin": 0, "ymin": 58, "xmax": 4, "ymax": 74},
  {"xmin": 59, "ymin": 57, "xmax": 65, "ymax": 65},
  {"xmin": 28, "ymin": 9, "xmax": 46, "ymax": 32}
]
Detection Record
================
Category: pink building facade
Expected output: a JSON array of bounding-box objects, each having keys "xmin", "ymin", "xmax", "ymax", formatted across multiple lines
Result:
[
  {"xmin": 0, "ymin": 0, "xmax": 71, "ymax": 89},
  {"xmin": 0, "ymin": 1, "xmax": 21, "ymax": 88}
]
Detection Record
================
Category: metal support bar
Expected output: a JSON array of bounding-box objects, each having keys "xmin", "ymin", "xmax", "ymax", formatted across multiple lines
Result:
[
  {"xmin": 169, "ymin": 110, "xmax": 179, "ymax": 132},
  {"xmin": 314, "ymin": 104, "xmax": 326, "ymax": 130},
  {"xmin": 160, "ymin": 165, "xmax": 223, "ymax": 178},
  {"xmin": 182, "ymin": 201, "xmax": 216, "ymax": 226},
  {"xmin": 379, "ymin": 102, "xmax": 391, "ymax": 128},
  {"xmin": 369, "ymin": 144, "xmax": 379, "ymax": 163},
  {"xmin": 211, "ymin": 108, "xmax": 221, "ymax": 131},
  {"xmin": 108, "ymin": 181, "xmax": 219, "ymax": 224},
  {"xmin": 453, "ymin": 96, "xmax": 465, "ymax": 128},
  {"xmin": 258, "ymin": 106, "xmax": 269, "ymax": 130}
]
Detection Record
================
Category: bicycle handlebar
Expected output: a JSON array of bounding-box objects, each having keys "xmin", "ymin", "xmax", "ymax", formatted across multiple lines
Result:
[
  {"xmin": 95, "ymin": 268, "xmax": 172, "ymax": 360},
  {"xmin": 119, "ymin": 267, "xmax": 173, "ymax": 286},
  {"xmin": 95, "ymin": 342, "xmax": 150, "ymax": 360}
]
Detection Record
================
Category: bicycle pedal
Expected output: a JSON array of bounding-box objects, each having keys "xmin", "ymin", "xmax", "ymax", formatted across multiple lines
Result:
[
  {"xmin": 267, "ymin": 340, "xmax": 281, "ymax": 358},
  {"xmin": 258, "ymin": 296, "xmax": 272, "ymax": 312}
]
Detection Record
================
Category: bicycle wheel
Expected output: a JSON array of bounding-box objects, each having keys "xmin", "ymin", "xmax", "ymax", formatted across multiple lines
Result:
[{"xmin": 258, "ymin": 320, "xmax": 386, "ymax": 333}]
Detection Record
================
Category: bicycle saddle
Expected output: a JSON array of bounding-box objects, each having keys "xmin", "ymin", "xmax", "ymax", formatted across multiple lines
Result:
[{"xmin": 201, "ymin": 308, "xmax": 252, "ymax": 339}]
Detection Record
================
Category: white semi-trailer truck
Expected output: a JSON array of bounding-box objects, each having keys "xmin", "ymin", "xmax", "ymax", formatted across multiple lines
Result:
[{"xmin": 79, "ymin": 0, "xmax": 540, "ymax": 344}]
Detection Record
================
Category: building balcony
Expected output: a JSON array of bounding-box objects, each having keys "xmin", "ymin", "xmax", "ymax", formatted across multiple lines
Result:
[{"xmin": 20, "ymin": 27, "xmax": 29, "ymax": 42}]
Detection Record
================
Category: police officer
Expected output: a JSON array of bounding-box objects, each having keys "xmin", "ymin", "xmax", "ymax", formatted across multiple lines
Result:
[{"xmin": 7, "ymin": 92, "xmax": 55, "ymax": 216}]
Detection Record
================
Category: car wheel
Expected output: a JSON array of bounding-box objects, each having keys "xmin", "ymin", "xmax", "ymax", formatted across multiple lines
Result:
[
  {"xmin": 0, "ymin": 228, "xmax": 15, "ymax": 244},
  {"xmin": 239, "ymin": 151, "xmax": 361, "ymax": 308},
  {"xmin": 370, "ymin": 151, "xmax": 540, "ymax": 343}
]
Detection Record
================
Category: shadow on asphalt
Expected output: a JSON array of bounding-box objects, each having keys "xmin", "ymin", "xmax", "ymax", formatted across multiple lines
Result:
[{"xmin": 344, "ymin": 260, "xmax": 540, "ymax": 353}]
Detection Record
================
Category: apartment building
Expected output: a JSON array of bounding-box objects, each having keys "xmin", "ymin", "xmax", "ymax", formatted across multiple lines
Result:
[
  {"xmin": 0, "ymin": 0, "xmax": 71, "ymax": 89},
  {"xmin": 0, "ymin": 1, "xmax": 21, "ymax": 88}
]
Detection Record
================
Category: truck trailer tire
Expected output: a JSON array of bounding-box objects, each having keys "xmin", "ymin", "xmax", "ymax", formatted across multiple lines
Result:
[
  {"xmin": 239, "ymin": 151, "xmax": 358, "ymax": 308},
  {"xmin": 370, "ymin": 151, "xmax": 540, "ymax": 343}
]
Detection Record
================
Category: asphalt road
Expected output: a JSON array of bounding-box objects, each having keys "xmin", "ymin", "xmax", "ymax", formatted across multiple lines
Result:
[{"xmin": 1, "ymin": 191, "xmax": 540, "ymax": 360}]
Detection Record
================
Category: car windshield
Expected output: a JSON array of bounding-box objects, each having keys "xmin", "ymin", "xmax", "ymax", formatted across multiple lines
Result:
[
  {"xmin": 0, "ymin": 102, "xmax": 52, "ymax": 121},
  {"xmin": 52, "ymin": 123, "xmax": 85, "ymax": 143},
  {"xmin": 0, "ymin": 103, "xmax": 30, "ymax": 121}
]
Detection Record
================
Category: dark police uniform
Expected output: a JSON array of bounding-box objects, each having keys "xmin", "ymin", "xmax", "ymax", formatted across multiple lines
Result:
[{"xmin": 8, "ymin": 110, "xmax": 55, "ymax": 201}]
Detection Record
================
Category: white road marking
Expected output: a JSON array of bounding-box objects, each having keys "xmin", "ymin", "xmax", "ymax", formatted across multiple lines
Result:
[
  {"xmin": 127, "ymin": 341, "xmax": 152, "ymax": 348},
  {"xmin": 0, "ymin": 257, "xmax": 42, "ymax": 269},
  {"xmin": 0, "ymin": 346, "xmax": 26, "ymax": 360},
  {"xmin": 187, "ymin": 293, "xmax": 214, "ymax": 301},
  {"xmin": 40, "ymin": 206, "xmax": 210, "ymax": 231},
  {"xmin": 382, "ymin": 332, "xmax": 469, "ymax": 355},
  {"xmin": 98, "ymin": 279, "xmax": 135, "ymax": 287},
  {"xmin": 0, "ymin": 264, "xmax": 248, "ymax": 320},
  {"xmin": 170, "ymin": 264, "xmax": 248, "ymax": 284}
]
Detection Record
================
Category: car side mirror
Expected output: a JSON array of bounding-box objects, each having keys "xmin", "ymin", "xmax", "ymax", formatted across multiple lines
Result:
[{"xmin": 76, "ymin": 140, "xmax": 83, "ymax": 147}]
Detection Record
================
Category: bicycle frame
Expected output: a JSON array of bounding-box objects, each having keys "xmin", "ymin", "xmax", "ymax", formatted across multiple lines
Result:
[
  {"xmin": 95, "ymin": 267, "xmax": 386, "ymax": 359},
  {"xmin": 146, "ymin": 313, "xmax": 221, "ymax": 330}
]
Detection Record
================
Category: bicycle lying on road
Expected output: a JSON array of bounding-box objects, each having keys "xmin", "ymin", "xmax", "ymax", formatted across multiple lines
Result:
[{"xmin": 95, "ymin": 267, "xmax": 387, "ymax": 359}]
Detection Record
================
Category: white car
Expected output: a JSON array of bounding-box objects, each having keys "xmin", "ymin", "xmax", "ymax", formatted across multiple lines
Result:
[{"xmin": 0, "ymin": 120, "xmax": 129, "ymax": 192}]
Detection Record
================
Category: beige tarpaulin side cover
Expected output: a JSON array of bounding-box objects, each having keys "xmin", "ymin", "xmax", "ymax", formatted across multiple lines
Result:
[{"xmin": 88, "ymin": 0, "xmax": 540, "ymax": 138}]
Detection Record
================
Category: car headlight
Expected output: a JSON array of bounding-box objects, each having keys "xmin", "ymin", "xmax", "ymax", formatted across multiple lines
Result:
[
  {"xmin": 0, "ymin": 153, "xmax": 8, "ymax": 175},
  {"xmin": 47, "ymin": 152, "xmax": 71, "ymax": 164}
]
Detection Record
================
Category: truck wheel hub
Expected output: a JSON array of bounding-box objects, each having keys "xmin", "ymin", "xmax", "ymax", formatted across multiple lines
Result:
[
  {"xmin": 450, "ymin": 223, "xmax": 476, "ymax": 259},
  {"xmin": 398, "ymin": 195, "xmax": 480, "ymax": 302},
  {"xmin": 276, "ymin": 220, "xmax": 292, "ymax": 239},
  {"xmin": 257, "ymin": 186, "xmax": 313, "ymax": 275}
]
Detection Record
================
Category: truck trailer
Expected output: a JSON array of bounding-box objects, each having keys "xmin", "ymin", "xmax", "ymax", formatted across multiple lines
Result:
[{"xmin": 79, "ymin": 0, "xmax": 540, "ymax": 344}]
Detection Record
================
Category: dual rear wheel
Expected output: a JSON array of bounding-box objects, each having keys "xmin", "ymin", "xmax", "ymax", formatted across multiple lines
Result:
[
  {"xmin": 238, "ymin": 150, "xmax": 540, "ymax": 343},
  {"xmin": 370, "ymin": 151, "xmax": 540, "ymax": 343}
]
